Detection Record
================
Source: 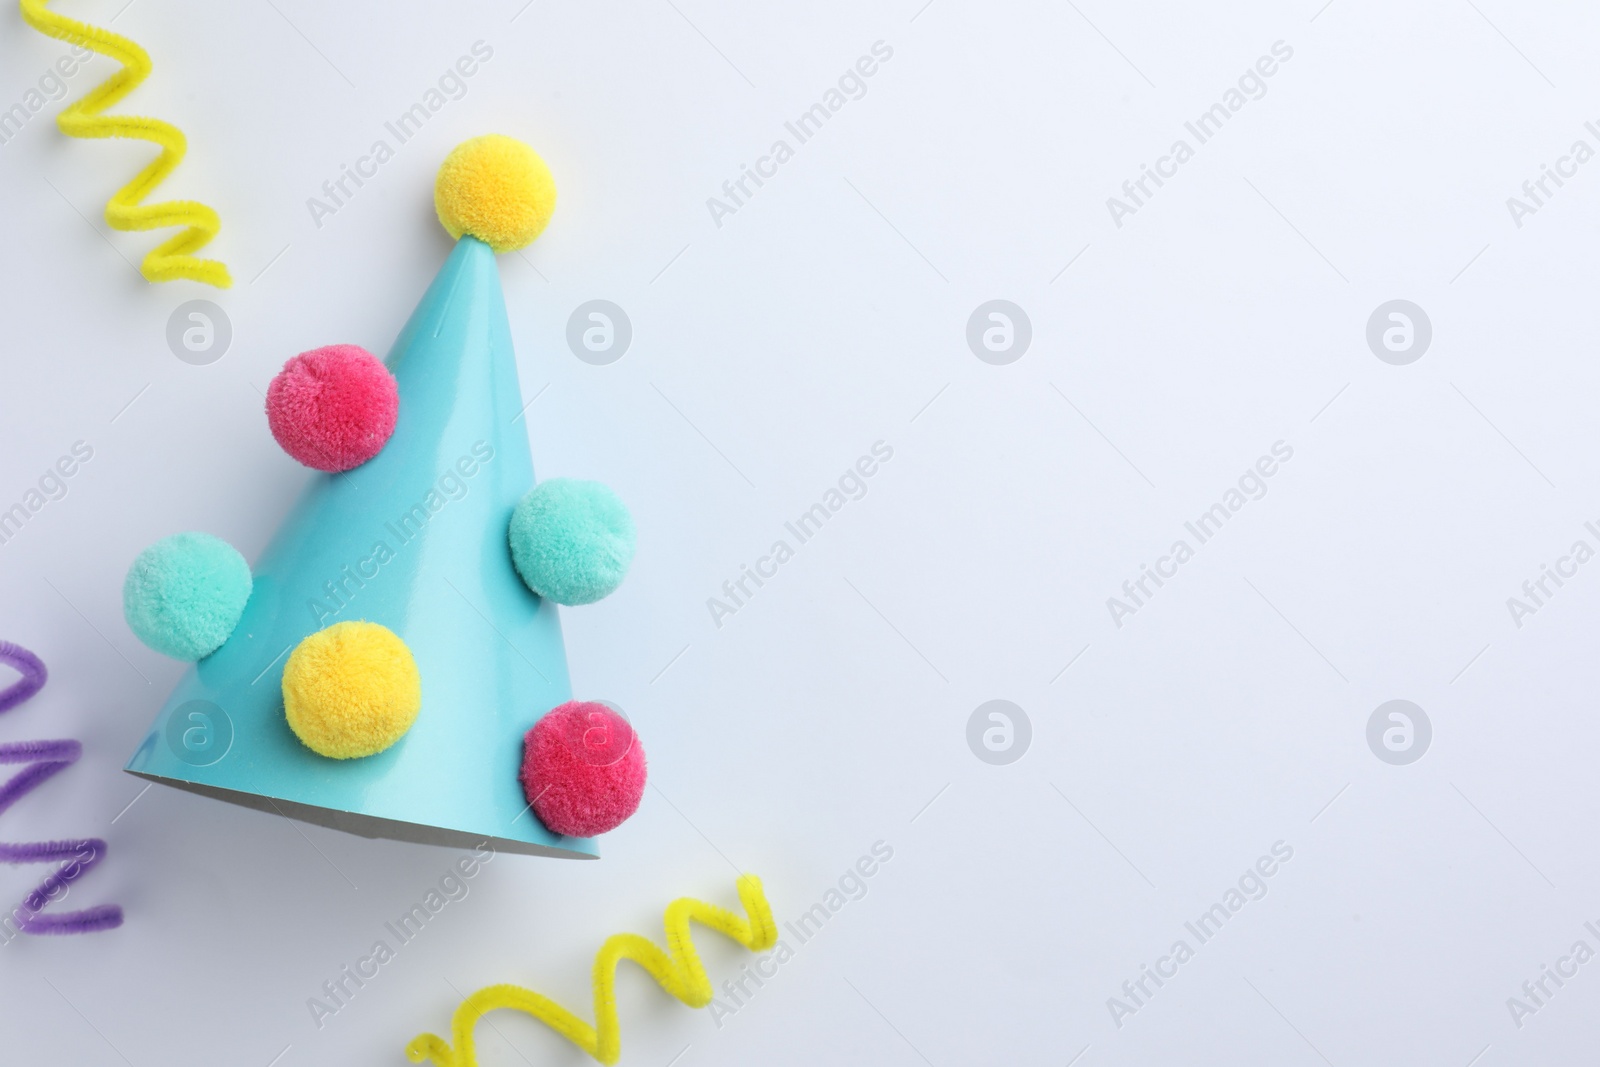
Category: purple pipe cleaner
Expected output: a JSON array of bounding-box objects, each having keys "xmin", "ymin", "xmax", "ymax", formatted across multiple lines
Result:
[
  {"xmin": 0, "ymin": 641, "xmax": 46, "ymax": 713},
  {"xmin": 0, "ymin": 642, "xmax": 122, "ymax": 937}
]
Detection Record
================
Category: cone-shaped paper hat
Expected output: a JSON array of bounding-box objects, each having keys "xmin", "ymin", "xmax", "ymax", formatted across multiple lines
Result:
[{"xmin": 125, "ymin": 232, "xmax": 594, "ymax": 859}]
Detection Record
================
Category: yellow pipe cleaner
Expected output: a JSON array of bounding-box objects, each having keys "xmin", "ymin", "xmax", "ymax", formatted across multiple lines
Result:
[
  {"xmin": 407, "ymin": 874, "xmax": 777, "ymax": 1067},
  {"xmin": 18, "ymin": 0, "xmax": 230, "ymax": 287}
]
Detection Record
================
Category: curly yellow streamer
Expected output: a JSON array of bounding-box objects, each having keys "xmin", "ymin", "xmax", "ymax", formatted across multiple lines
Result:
[
  {"xmin": 407, "ymin": 874, "xmax": 777, "ymax": 1067},
  {"xmin": 18, "ymin": 0, "xmax": 230, "ymax": 287}
]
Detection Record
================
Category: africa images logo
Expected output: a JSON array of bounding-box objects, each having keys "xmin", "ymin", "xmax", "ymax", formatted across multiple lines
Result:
[
  {"xmin": 306, "ymin": 442, "xmax": 494, "ymax": 625},
  {"xmin": 1366, "ymin": 700, "xmax": 1430, "ymax": 765},
  {"xmin": 164, "ymin": 700, "xmax": 233, "ymax": 767}
]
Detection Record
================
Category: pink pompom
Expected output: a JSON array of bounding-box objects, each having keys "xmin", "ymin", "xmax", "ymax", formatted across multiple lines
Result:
[
  {"xmin": 266, "ymin": 345, "xmax": 398, "ymax": 472},
  {"xmin": 520, "ymin": 701, "xmax": 647, "ymax": 837}
]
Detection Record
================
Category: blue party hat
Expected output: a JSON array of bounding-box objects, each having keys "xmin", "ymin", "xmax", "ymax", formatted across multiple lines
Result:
[{"xmin": 125, "ymin": 232, "xmax": 594, "ymax": 859}]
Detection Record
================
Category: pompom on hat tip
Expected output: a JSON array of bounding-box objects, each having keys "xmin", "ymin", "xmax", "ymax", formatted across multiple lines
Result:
[{"xmin": 434, "ymin": 134, "xmax": 557, "ymax": 253}]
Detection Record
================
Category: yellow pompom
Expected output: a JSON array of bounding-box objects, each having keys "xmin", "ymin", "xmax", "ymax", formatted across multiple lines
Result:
[
  {"xmin": 282, "ymin": 620, "xmax": 421, "ymax": 759},
  {"xmin": 434, "ymin": 134, "xmax": 557, "ymax": 253}
]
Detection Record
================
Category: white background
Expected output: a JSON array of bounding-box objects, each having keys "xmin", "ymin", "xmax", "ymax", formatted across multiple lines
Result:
[{"xmin": 2, "ymin": 0, "xmax": 1598, "ymax": 1064}]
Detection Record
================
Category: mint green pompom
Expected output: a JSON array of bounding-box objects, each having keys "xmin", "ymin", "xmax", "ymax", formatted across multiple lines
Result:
[
  {"xmin": 123, "ymin": 532, "xmax": 253, "ymax": 660},
  {"xmin": 508, "ymin": 479, "xmax": 635, "ymax": 606}
]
